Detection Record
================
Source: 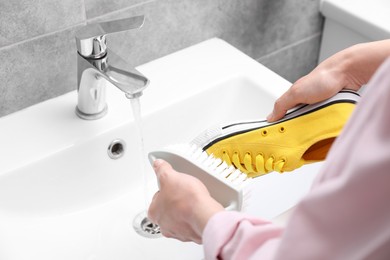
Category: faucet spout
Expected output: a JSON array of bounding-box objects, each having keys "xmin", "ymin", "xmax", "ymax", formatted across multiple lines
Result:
[
  {"xmin": 74, "ymin": 15, "xmax": 149, "ymax": 120},
  {"xmin": 76, "ymin": 50, "xmax": 149, "ymax": 120},
  {"xmin": 105, "ymin": 50, "xmax": 149, "ymax": 99}
]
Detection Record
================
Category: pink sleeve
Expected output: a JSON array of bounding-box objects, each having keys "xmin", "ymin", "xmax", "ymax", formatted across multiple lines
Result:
[
  {"xmin": 202, "ymin": 57, "xmax": 390, "ymax": 260},
  {"xmin": 203, "ymin": 212, "xmax": 283, "ymax": 259}
]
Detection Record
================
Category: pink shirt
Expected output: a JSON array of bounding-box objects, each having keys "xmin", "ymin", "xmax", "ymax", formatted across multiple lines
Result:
[{"xmin": 203, "ymin": 58, "xmax": 390, "ymax": 260}]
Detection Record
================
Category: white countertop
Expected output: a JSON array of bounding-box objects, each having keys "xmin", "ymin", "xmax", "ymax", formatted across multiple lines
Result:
[{"xmin": 321, "ymin": 0, "xmax": 390, "ymax": 40}]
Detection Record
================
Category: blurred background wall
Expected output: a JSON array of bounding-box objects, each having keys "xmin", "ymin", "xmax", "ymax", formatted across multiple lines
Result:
[{"xmin": 0, "ymin": 0, "xmax": 323, "ymax": 117}]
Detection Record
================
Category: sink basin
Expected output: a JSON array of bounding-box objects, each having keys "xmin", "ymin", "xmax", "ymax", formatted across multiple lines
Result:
[{"xmin": 0, "ymin": 38, "xmax": 321, "ymax": 259}]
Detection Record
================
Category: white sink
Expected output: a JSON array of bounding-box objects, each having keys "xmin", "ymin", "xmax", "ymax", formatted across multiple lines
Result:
[{"xmin": 0, "ymin": 38, "xmax": 320, "ymax": 260}]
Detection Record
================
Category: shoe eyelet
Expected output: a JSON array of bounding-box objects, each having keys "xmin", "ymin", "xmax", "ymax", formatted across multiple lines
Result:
[
  {"xmin": 279, "ymin": 126, "xmax": 285, "ymax": 133},
  {"xmin": 261, "ymin": 130, "xmax": 268, "ymax": 136}
]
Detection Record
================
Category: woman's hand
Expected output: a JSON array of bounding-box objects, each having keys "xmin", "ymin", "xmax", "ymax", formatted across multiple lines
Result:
[
  {"xmin": 148, "ymin": 159, "xmax": 224, "ymax": 244},
  {"xmin": 267, "ymin": 40, "xmax": 390, "ymax": 122}
]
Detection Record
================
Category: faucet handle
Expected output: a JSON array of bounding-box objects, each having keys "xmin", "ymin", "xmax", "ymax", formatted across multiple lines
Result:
[{"xmin": 75, "ymin": 15, "xmax": 145, "ymax": 58}]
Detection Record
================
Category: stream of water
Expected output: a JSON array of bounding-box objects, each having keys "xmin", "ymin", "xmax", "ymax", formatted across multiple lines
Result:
[
  {"xmin": 129, "ymin": 97, "xmax": 149, "ymax": 210},
  {"xmin": 130, "ymin": 98, "xmax": 162, "ymax": 238}
]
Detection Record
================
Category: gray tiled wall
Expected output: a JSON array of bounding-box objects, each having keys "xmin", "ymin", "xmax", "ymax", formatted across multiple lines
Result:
[{"xmin": 0, "ymin": 0, "xmax": 323, "ymax": 118}]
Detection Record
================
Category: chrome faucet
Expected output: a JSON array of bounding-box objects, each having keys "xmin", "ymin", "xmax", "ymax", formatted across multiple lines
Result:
[{"xmin": 74, "ymin": 15, "xmax": 149, "ymax": 120}]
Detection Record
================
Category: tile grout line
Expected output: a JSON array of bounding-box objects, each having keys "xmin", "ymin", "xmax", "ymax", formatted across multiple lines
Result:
[
  {"xmin": 0, "ymin": 0, "xmax": 155, "ymax": 52},
  {"xmin": 81, "ymin": 0, "xmax": 88, "ymax": 23},
  {"xmin": 257, "ymin": 32, "xmax": 322, "ymax": 61},
  {"xmin": 87, "ymin": 0, "xmax": 156, "ymax": 23},
  {"xmin": 0, "ymin": 22, "xmax": 86, "ymax": 52}
]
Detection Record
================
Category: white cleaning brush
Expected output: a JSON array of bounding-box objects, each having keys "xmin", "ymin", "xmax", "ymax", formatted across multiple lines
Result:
[{"xmin": 148, "ymin": 144, "xmax": 252, "ymax": 211}]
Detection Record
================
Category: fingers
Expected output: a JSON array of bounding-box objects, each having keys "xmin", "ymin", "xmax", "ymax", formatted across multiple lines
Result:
[
  {"xmin": 267, "ymin": 84, "xmax": 303, "ymax": 122},
  {"xmin": 267, "ymin": 58, "xmax": 351, "ymax": 122}
]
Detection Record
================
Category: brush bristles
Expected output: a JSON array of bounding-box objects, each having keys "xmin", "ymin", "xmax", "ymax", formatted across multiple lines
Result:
[
  {"xmin": 165, "ymin": 143, "xmax": 252, "ymax": 212},
  {"xmin": 168, "ymin": 144, "xmax": 252, "ymax": 189}
]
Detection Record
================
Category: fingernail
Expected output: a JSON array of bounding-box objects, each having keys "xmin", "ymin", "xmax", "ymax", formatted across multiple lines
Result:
[
  {"xmin": 153, "ymin": 159, "xmax": 164, "ymax": 168},
  {"xmin": 267, "ymin": 112, "xmax": 274, "ymax": 121},
  {"xmin": 148, "ymin": 154, "xmax": 156, "ymax": 165}
]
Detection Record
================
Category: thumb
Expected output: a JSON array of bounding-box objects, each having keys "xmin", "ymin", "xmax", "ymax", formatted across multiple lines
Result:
[{"xmin": 152, "ymin": 159, "xmax": 174, "ymax": 190}]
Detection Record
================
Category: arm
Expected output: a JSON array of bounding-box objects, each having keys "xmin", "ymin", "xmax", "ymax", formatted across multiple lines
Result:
[
  {"xmin": 148, "ymin": 45, "xmax": 390, "ymax": 259},
  {"xmin": 267, "ymin": 39, "xmax": 390, "ymax": 122},
  {"xmin": 205, "ymin": 58, "xmax": 390, "ymax": 259}
]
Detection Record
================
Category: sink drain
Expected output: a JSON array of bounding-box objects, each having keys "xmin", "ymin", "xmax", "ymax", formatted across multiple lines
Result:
[
  {"xmin": 132, "ymin": 211, "xmax": 162, "ymax": 238},
  {"xmin": 107, "ymin": 139, "xmax": 126, "ymax": 159}
]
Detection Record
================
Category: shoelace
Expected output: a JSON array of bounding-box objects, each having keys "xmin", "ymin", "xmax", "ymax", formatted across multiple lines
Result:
[{"xmin": 222, "ymin": 151, "xmax": 285, "ymax": 175}]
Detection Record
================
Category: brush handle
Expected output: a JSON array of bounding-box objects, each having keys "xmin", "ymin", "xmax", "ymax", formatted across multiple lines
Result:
[{"xmin": 148, "ymin": 150, "xmax": 243, "ymax": 211}]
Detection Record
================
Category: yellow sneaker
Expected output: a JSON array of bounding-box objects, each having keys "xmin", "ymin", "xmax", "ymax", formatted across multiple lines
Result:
[{"xmin": 192, "ymin": 90, "xmax": 360, "ymax": 178}]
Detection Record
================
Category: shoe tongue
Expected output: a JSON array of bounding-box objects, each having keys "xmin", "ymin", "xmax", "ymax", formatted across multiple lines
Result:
[{"xmin": 190, "ymin": 125, "xmax": 223, "ymax": 148}]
